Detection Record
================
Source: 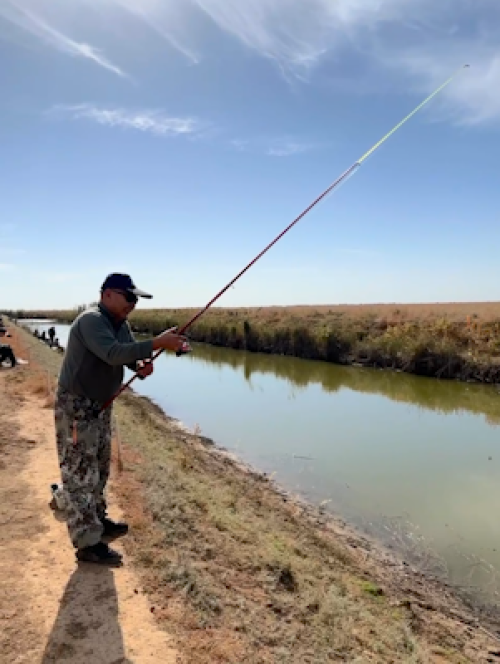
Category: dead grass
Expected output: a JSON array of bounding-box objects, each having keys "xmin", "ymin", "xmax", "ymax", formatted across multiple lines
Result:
[
  {"xmin": 10, "ymin": 301, "xmax": 500, "ymax": 324},
  {"xmin": 8, "ymin": 320, "xmax": 500, "ymax": 663},
  {"xmin": 112, "ymin": 431, "xmax": 429, "ymax": 663}
]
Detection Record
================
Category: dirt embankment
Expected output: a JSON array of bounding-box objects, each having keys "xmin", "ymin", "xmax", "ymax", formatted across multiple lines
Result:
[
  {"xmin": 3, "ymin": 323, "xmax": 500, "ymax": 663},
  {"xmin": 0, "ymin": 328, "xmax": 179, "ymax": 664}
]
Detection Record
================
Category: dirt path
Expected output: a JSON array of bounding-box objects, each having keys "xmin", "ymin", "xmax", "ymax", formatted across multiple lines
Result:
[{"xmin": 0, "ymin": 371, "xmax": 180, "ymax": 664}]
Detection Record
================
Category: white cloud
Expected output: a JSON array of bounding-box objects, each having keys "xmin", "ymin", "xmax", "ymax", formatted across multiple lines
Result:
[
  {"xmin": 0, "ymin": 0, "xmax": 127, "ymax": 78},
  {"xmin": 267, "ymin": 140, "xmax": 315, "ymax": 157},
  {"xmin": 190, "ymin": 0, "xmax": 426, "ymax": 72},
  {"xmin": 386, "ymin": 51, "xmax": 500, "ymax": 127},
  {"xmin": 189, "ymin": 0, "xmax": 500, "ymax": 125},
  {"xmin": 2, "ymin": 0, "xmax": 500, "ymax": 125},
  {"xmin": 231, "ymin": 136, "xmax": 318, "ymax": 157},
  {"xmin": 231, "ymin": 139, "xmax": 250, "ymax": 152},
  {"xmin": 49, "ymin": 104, "xmax": 208, "ymax": 137},
  {"xmin": 110, "ymin": 0, "xmax": 201, "ymax": 65},
  {"xmin": 190, "ymin": 0, "xmax": 500, "ymax": 127}
]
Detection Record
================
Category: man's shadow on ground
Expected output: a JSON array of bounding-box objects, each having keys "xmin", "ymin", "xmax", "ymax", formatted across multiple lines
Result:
[{"xmin": 41, "ymin": 563, "xmax": 134, "ymax": 664}]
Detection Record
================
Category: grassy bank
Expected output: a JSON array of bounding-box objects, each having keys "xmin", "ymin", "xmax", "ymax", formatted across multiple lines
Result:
[
  {"xmin": 7, "ymin": 321, "xmax": 500, "ymax": 663},
  {"xmin": 9, "ymin": 301, "xmax": 500, "ymax": 383}
]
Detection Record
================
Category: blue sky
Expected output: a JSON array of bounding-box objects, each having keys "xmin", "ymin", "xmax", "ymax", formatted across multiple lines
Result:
[{"xmin": 1, "ymin": 0, "xmax": 499, "ymax": 311}]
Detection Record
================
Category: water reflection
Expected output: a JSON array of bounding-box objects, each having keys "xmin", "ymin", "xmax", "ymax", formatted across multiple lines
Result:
[{"xmin": 186, "ymin": 343, "xmax": 500, "ymax": 427}]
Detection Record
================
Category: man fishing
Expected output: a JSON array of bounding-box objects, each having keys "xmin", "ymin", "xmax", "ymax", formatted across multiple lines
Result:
[
  {"xmin": 54, "ymin": 273, "xmax": 189, "ymax": 566},
  {"xmin": 48, "ymin": 326, "xmax": 56, "ymax": 346},
  {"xmin": 47, "ymin": 65, "xmax": 469, "ymax": 567}
]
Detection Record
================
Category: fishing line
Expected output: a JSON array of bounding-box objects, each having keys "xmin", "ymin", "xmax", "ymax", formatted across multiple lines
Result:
[{"xmin": 101, "ymin": 64, "xmax": 470, "ymax": 412}]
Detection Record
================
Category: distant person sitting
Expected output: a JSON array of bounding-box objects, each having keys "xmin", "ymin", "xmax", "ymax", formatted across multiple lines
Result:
[
  {"xmin": 40, "ymin": 331, "xmax": 47, "ymax": 342},
  {"xmin": 51, "ymin": 337, "xmax": 63, "ymax": 352},
  {"xmin": 0, "ymin": 344, "xmax": 16, "ymax": 368}
]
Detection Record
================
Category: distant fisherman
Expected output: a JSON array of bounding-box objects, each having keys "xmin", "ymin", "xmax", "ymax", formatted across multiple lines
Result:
[{"xmin": 54, "ymin": 273, "xmax": 188, "ymax": 566}]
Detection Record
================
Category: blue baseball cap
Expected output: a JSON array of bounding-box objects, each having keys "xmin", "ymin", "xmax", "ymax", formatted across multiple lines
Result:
[{"xmin": 101, "ymin": 273, "xmax": 153, "ymax": 299}]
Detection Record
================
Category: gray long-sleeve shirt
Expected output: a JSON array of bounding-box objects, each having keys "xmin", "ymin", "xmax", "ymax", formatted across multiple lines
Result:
[{"xmin": 57, "ymin": 303, "xmax": 154, "ymax": 405}]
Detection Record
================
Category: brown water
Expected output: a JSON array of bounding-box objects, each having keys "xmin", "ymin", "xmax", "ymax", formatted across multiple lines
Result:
[{"xmin": 23, "ymin": 319, "xmax": 500, "ymax": 610}]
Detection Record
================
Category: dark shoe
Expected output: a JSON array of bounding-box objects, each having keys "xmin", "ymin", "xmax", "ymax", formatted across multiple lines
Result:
[
  {"xmin": 102, "ymin": 517, "xmax": 129, "ymax": 542},
  {"xmin": 76, "ymin": 542, "xmax": 123, "ymax": 566}
]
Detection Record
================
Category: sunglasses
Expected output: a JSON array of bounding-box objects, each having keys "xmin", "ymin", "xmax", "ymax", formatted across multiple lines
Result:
[{"xmin": 112, "ymin": 289, "xmax": 138, "ymax": 304}]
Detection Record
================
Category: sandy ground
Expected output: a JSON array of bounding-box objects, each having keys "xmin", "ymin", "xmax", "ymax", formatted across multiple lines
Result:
[{"xmin": 0, "ymin": 370, "xmax": 180, "ymax": 664}]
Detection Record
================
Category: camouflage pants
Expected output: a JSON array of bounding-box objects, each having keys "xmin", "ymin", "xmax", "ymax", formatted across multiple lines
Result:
[{"xmin": 54, "ymin": 388, "xmax": 112, "ymax": 549}]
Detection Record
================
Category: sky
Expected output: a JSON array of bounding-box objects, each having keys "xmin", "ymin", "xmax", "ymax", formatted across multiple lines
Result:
[{"xmin": 1, "ymin": 0, "xmax": 500, "ymax": 311}]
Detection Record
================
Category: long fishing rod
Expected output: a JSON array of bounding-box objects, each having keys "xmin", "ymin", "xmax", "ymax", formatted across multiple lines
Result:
[{"xmin": 101, "ymin": 63, "xmax": 469, "ymax": 412}]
